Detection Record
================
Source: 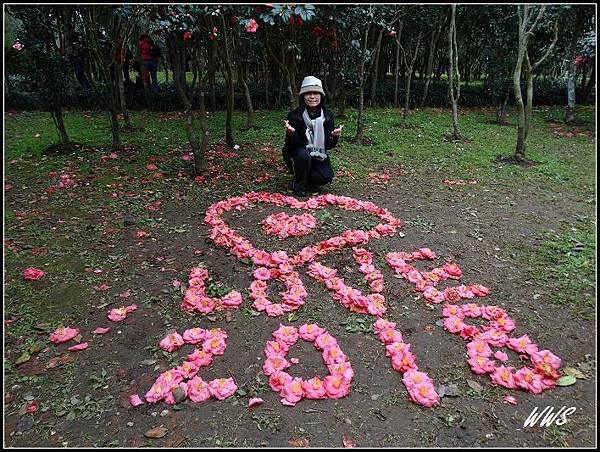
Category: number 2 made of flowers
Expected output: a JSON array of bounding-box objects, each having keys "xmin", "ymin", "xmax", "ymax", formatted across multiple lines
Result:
[{"xmin": 145, "ymin": 327, "xmax": 237, "ymax": 405}]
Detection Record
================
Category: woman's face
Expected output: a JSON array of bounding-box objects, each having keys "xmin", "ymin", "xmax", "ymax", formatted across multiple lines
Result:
[{"xmin": 303, "ymin": 92, "xmax": 321, "ymax": 108}]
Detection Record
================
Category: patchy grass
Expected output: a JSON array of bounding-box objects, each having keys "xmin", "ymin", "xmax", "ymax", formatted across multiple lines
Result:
[{"xmin": 524, "ymin": 217, "xmax": 596, "ymax": 320}]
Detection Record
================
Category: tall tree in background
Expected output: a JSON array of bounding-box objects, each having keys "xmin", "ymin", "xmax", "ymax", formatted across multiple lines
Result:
[
  {"xmin": 563, "ymin": 5, "xmax": 594, "ymax": 124},
  {"xmin": 448, "ymin": 4, "xmax": 463, "ymax": 140},
  {"xmin": 513, "ymin": 5, "xmax": 558, "ymax": 162},
  {"xmin": 7, "ymin": 5, "xmax": 74, "ymax": 150}
]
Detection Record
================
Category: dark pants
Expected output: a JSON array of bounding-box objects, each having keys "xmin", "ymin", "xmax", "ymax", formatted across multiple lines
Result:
[
  {"xmin": 73, "ymin": 59, "xmax": 91, "ymax": 90},
  {"xmin": 283, "ymin": 146, "xmax": 333, "ymax": 193}
]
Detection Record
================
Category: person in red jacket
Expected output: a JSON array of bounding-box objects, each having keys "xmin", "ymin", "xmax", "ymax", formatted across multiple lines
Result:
[{"xmin": 138, "ymin": 34, "xmax": 160, "ymax": 91}]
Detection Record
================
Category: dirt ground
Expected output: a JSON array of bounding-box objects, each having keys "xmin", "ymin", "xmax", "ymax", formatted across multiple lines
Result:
[{"xmin": 4, "ymin": 165, "xmax": 596, "ymax": 448}]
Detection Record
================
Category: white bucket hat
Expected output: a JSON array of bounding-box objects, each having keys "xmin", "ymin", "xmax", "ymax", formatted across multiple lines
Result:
[{"xmin": 299, "ymin": 75, "xmax": 325, "ymax": 96}]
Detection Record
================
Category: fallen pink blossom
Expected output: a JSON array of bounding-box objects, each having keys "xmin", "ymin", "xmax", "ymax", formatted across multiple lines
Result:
[
  {"xmin": 68, "ymin": 342, "xmax": 89, "ymax": 352},
  {"xmin": 23, "ymin": 267, "xmax": 45, "ymax": 281},
  {"xmin": 49, "ymin": 326, "xmax": 80, "ymax": 344},
  {"xmin": 503, "ymin": 395, "xmax": 518, "ymax": 405},
  {"xmin": 248, "ymin": 397, "xmax": 264, "ymax": 407},
  {"xmin": 130, "ymin": 394, "xmax": 144, "ymax": 406},
  {"xmin": 92, "ymin": 327, "xmax": 111, "ymax": 335}
]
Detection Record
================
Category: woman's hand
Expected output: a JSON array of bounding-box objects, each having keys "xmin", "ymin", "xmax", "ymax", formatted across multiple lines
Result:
[
  {"xmin": 284, "ymin": 120, "xmax": 295, "ymax": 134},
  {"xmin": 330, "ymin": 124, "xmax": 344, "ymax": 138}
]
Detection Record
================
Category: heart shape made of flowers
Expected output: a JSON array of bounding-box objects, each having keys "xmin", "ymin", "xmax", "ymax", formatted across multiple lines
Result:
[{"xmin": 204, "ymin": 191, "xmax": 403, "ymax": 268}]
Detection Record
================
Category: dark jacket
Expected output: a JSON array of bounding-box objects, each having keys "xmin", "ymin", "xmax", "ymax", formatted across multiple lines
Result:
[{"xmin": 283, "ymin": 105, "xmax": 339, "ymax": 154}]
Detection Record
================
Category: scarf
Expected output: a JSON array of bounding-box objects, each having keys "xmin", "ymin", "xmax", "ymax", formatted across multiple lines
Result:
[{"xmin": 302, "ymin": 108, "xmax": 327, "ymax": 161}]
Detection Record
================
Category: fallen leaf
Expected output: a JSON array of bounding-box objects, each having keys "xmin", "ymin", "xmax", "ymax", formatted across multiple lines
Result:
[
  {"xmin": 15, "ymin": 351, "xmax": 32, "ymax": 365},
  {"xmin": 556, "ymin": 375, "xmax": 577, "ymax": 387},
  {"xmin": 563, "ymin": 367, "xmax": 587, "ymax": 380},
  {"xmin": 288, "ymin": 438, "xmax": 309, "ymax": 447},
  {"xmin": 46, "ymin": 354, "xmax": 75, "ymax": 369},
  {"xmin": 145, "ymin": 426, "xmax": 168, "ymax": 439},
  {"xmin": 466, "ymin": 379, "xmax": 483, "ymax": 392}
]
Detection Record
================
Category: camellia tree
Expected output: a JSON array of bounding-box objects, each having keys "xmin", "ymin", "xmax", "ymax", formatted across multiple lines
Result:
[
  {"xmin": 258, "ymin": 3, "xmax": 317, "ymax": 110},
  {"xmin": 7, "ymin": 5, "xmax": 76, "ymax": 151}
]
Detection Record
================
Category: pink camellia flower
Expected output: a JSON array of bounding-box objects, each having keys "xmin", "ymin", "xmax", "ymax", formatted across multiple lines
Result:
[
  {"xmin": 328, "ymin": 362, "xmax": 354, "ymax": 382},
  {"xmin": 456, "ymin": 285, "xmax": 475, "ymax": 299},
  {"xmin": 418, "ymin": 248, "xmax": 437, "ymax": 260},
  {"xmin": 157, "ymin": 369, "xmax": 185, "ymax": 388},
  {"xmin": 280, "ymin": 377, "xmax": 305, "ymax": 406},
  {"xmin": 298, "ymin": 324, "xmax": 326, "ymax": 342},
  {"xmin": 146, "ymin": 163, "xmax": 158, "ymax": 171},
  {"xmin": 467, "ymin": 355, "xmax": 496, "ymax": 374},
  {"xmin": 379, "ymin": 328, "xmax": 403, "ymax": 344},
  {"xmin": 145, "ymin": 382, "xmax": 167, "ymax": 403},
  {"xmin": 385, "ymin": 341, "xmax": 409, "ymax": 358},
  {"xmin": 469, "ymin": 284, "xmax": 491, "ymax": 297},
  {"xmin": 265, "ymin": 303, "xmax": 286, "ymax": 317},
  {"xmin": 507, "ymin": 334, "xmax": 539, "ymax": 355},
  {"xmin": 68, "ymin": 342, "xmax": 88, "ymax": 352},
  {"xmin": 130, "ymin": 394, "xmax": 144, "ymax": 407},
  {"xmin": 248, "ymin": 397, "xmax": 265, "ymax": 407},
  {"xmin": 92, "ymin": 327, "xmax": 110, "ymax": 335},
  {"xmin": 246, "ymin": 18, "xmax": 258, "ymax": 33},
  {"xmin": 49, "ymin": 326, "xmax": 80, "ymax": 344},
  {"xmin": 187, "ymin": 349, "xmax": 213, "ymax": 367},
  {"xmin": 391, "ymin": 351, "xmax": 418, "ymax": 373},
  {"xmin": 480, "ymin": 329, "xmax": 508, "ymax": 347},
  {"xmin": 443, "ymin": 287, "xmax": 462, "ymax": 303},
  {"xmin": 262, "ymin": 356, "xmax": 291, "ymax": 376},
  {"xmin": 269, "ymin": 370, "xmax": 292, "ymax": 392},
  {"xmin": 442, "ymin": 304, "xmax": 464, "ymax": 319},
  {"xmin": 461, "ymin": 303, "xmax": 482, "ymax": 318},
  {"xmin": 187, "ymin": 376, "xmax": 212, "ymax": 403},
  {"xmin": 23, "ymin": 267, "xmax": 45, "ymax": 281},
  {"xmin": 490, "ymin": 366, "xmax": 518, "ymax": 389},
  {"xmin": 108, "ymin": 305, "xmax": 134, "ymax": 322},
  {"xmin": 409, "ymin": 382, "xmax": 439, "ymax": 407},
  {"xmin": 531, "ymin": 350, "xmax": 561, "ymax": 370},
  {"xmin": 373, "ymin": 318, "xmax": 396, "ymax": 334},
  {"xmin": 176, "ymin": 360, "xmax": 200, "ymax": 379},
  {"xmin": 443, "ymin": 263, "xmax": 463, "ymax": 279},
  {"xmin": 494, "ymin": 350, "xmax": 509, "ymax": 362},
  {"xmin": 189, "ymin": 267, "xmax": 209, "ymax": 280},
  {"xmin": 323, "ymin": 375, "xmax": 350, "ymax": 398},
  {"xmin": 272, "ymin": 325, "xmax": 299, "ymax": 345},
  {"xmin": 221, "ymin": 291, "xmax": 243, "ymax": 308},
  {"xmin": 183, "ymin": 328, "xmax": 207, "ymax": 344},
  {"xmin": 209, "ymin": 378, "xmax": 237, "ymax": 400},
  {"xmin": 202, "ymin": 337, "xmax": 227, "ymax": 355},
  {"xmin": 315, "ymin": 332, "xmax": 338, "ymax": 350},
  {"xmin": 466, "ymin": 340, "xmax": 493, "ymax": 357},
  {"xmin": 443, "ymin": 316, "xmax": 465, "ymax": 334},
  {"xmin": 366, "ymin": 294, "xmax": 387, "ymax": 316},
  {"xmin": 160, "ymin": 332, "xmax": 185, "ymax": 352},
  {"xmin": 264, "ymin": 340, "xmax": 289, "ymax": 358},
  {"xmin": 322, "ymin": 346, "xmax": 347, "ymax": 365},
  {"xmin": 253, "ymin": 267, "xmax": 272, "ymax": 281},
  {"xmin": 491, "ymin": 315, "xmax": 516, "ymax": 333},
  {"xmin": 302, "ymin": 377, "xmax": 327, "ymax": 399},
  {"xmin": 514, "ymin": 367, "xmax": 545, "ymax": 394}
]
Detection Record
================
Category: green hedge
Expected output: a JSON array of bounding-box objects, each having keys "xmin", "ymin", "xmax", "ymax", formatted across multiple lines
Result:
[{"xmin": 5, "ymin": 77, "xmax": 591, "ymax": 112}]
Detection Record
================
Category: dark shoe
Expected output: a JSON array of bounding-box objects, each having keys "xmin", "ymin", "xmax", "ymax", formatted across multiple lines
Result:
[{"xmin": 294, "ymin": 189, "xmax": 307, "ymax": 198}]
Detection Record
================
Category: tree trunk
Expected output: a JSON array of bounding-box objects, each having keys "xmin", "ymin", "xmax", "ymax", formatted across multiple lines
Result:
[
  {"xmin": 51, "ymin": 107, "xmax": 71, "ymax": 145},
  {"xmin": 393, "ymin": 22, "xmax": 403, "ymax": 107},
  {"xmin": 582, "ymin": 57, "xmax": 595, "ymax": 105},
  {"xmin": 369, "ymin": 29, "xmax": 384, "ymax": 106},
  {"xmin": 448, "ymin": 5, "xmax": 462, "ymax": 140},
  {"xmin": 564, "ymin": 9, "xmax": 586, "ymax": 124},
  {"xmin": 239, "ymin": 64, "xmax": 255, "ymax": 129},
  {"xmin": 355, "ymin": 28, "xmax": 369, "ymax": 143},
  {"xmin": 116, "ymin": 63, "xmax": 133, "ymax": 129},
  {"xmin": 421, "ymin": 23, "xmax": 440, "ymax": 107}
]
